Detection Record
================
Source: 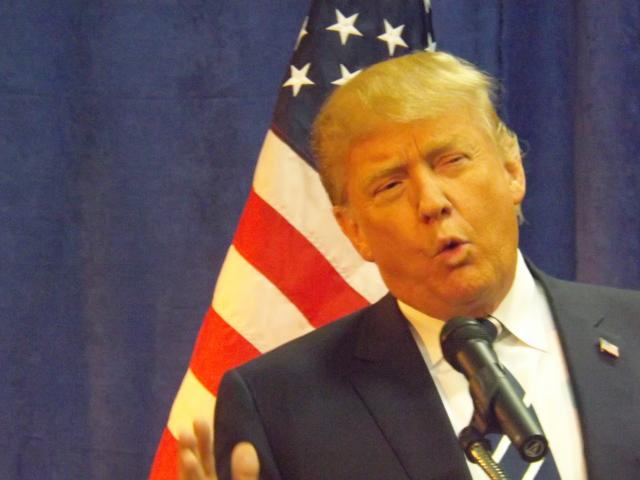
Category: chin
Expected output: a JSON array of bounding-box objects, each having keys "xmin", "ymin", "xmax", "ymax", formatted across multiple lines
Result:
[{"xmin": 438, "ymin": 273, "xmax": 501, "ymax": 316}]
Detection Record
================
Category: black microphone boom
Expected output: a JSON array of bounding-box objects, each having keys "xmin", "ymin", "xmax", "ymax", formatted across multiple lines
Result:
[{"xmin": 440, "ymin": 316, "xmax": 548, "ymax": 463}]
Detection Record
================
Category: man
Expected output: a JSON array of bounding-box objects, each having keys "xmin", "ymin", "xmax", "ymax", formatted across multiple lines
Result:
[{"xmin": 179, "ymin": 51, "xmax": 640, "ymax": 479}]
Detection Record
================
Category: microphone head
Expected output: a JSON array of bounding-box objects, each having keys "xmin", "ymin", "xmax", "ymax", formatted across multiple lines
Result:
[{"xmin": 440, "ymin": 317, "xmax": 496, "ymax": 372}]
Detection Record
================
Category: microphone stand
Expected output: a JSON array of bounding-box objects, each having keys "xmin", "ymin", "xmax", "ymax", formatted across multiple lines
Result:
[{"xmin": 459, "ymin": 425, "xmax": 509, "ymax": 480}]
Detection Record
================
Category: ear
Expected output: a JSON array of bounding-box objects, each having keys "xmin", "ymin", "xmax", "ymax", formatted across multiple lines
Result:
[
  {"xmin": 503, "ymin": 149, "xmax": 526, "ymax": 207},
  {"xmin": 333, "ymin": 205, "xmax": 374, "ymax": 262}
]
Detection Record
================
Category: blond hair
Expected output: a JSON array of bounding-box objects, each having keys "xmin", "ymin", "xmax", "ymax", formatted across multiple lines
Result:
[{"xmin": 311, "ymin": 51, "xmax": 520, "ymax": 205}]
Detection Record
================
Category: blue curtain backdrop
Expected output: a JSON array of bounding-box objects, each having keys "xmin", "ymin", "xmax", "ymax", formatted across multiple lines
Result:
[{"xmin": 1, "ymin": 1, "xmax": 638, "ymax": 478}]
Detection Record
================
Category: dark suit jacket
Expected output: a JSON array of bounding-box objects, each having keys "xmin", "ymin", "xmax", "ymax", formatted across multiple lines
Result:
[{"xmin": 214, "ymin": 268, "xmax": 640, "ymax": 479}]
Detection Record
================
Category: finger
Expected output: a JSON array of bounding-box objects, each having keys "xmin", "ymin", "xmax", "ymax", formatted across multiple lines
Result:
[
  {"xmin": 231, "ymin": 442, "xmax": 259, "ymax": 480},
  {"xmin": 179, "ymin": 447, "xmax": 207, "ymax": 480},
  {"xmin": 178, "ymin": 428, "xmax": 198, "ymax": 451},
  {"xmin": 193, "ymin": 418, "xmax": 215, "ymax": 476}
]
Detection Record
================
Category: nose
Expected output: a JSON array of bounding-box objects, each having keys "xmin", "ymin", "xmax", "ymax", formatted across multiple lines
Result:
[{"xmin": 414, "ymin": 171, "xmax": 452, "ymax": 223}]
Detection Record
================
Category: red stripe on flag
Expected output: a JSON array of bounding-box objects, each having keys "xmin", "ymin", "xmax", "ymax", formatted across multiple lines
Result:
[
  {"xmin": 148, "ymin": 427, "xmax": 177, "ymax": 480},
  {"xmin": 234, "ymin": 189, "xmax": 369, "ymax": 327},
  {"xmin": 190, "ymin": 306, "xmax": 261, "ymax": 395}
]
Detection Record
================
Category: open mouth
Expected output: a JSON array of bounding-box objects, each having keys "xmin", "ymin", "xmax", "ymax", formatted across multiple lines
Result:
[
  {"xmin": 443, "ymin": 240, "xmax": 462, "ymax": 251},
  {"xmin": 436, "ymin": 238, "xmax": 467, "ymax": 256}
]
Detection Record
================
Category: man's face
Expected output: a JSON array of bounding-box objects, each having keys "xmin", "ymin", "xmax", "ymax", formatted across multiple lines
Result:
[{"xmin": 334, "ymin": 107, "xmax": 526, "ymax": 320}]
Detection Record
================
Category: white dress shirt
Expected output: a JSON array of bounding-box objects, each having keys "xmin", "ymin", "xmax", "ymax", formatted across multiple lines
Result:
[{"xmin": 399, "ymin": 251, "xmax": 588, "ymax": 479}]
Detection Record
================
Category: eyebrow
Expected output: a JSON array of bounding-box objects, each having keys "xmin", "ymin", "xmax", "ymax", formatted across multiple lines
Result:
[
  {"xmin": 360, "ymin": 135, "xmax": 473, "ymax": 189},
  {"xmin": 419, "ymin": 137, "xmax": 469, "ymax": 159}
]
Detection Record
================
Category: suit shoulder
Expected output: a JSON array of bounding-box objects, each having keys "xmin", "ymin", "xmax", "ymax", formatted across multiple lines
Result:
[
  {"xmin": 233, "ymin": 304, "xmax": 368, "ymax": 379},
  {"xmin": 538, "ymin": 272, "xmax": 640, "ymax": 329},
  {"xmin": 544, "ymin": 274, "xmax": 640, "ymax": 305}
]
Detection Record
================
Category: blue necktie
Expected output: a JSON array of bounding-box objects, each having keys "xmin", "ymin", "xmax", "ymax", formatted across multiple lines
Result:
[{"xmin": 482, "ymin": 319, "xmax": 561, "ymax": 480}]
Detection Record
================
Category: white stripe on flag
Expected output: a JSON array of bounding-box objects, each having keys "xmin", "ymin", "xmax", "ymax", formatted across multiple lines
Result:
[
  {"xmin": 253, "ymin": 130, "xmax": 387, "ymax": 303},
  {"xmin": 212, "ymin": 245, "xmax": 314, "ymax": 353},
  {"xmin": 167, "ymin": 368, "xmax": 217, "ymax": 440}
]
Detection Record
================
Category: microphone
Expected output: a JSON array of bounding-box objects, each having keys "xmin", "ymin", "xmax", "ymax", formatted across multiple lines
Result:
[{"xmin": 440, "ymin": 316, "xmax": 548, "ymax": 462}]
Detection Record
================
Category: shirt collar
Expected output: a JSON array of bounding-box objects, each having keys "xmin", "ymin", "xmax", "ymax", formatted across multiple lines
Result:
[
  {"xmin": 398, "ymin": 250, "xmax": 548, "ymax": 367},
  {"xmin": 492, "ymin": 252, "xmax": 548, "ymax": 352}
]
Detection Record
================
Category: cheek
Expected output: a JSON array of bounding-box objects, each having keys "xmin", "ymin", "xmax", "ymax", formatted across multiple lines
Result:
[
  {"xmin": 361, "ymin": 217, "xmax": 416, "ymax": 259},
  {"xmin": 458, "ymin": 181, "xmax": 518, "ymax": 236}
]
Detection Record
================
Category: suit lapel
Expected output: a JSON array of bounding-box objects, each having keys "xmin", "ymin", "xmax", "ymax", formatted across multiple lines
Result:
[
  {"xmin": 532, "ymin": 267, "xmax": 640, "ymax": 478},
  {"xmin": 347, "ymin": 294, "xmax": 471, "ymax": 480}
]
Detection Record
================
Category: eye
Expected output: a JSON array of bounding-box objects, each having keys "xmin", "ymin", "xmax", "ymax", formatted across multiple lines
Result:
[
  {"xmin": 444, "ymin": 155, "xmax": 466, "ymax": 164},
  {"xmin": 436, "ymin": 154, "xmax": 469, "ymax": 170},
  {"xmin": 374, "ymin": 180, "xmax": 402, "ymax": 195}
]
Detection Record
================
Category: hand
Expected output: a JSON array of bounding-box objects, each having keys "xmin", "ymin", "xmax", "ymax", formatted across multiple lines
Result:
[{"xmin": 178, "ymin": 418, "xmax": 259, "ymax": 480}]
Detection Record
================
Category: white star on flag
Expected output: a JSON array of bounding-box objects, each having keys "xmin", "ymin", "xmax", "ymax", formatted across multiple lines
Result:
[
  {"xmin": 377, "ymin": 19, "xmax": 408, "ymax": 56},
  {"xmin": 283, "ymin": 63, "xmax": 314, "ymax": 96},
  {"xmin": 423, "ymin": 0, "xmax": 432, "ymax": 13},
  {"xmin": 331, "ymin": 64, "xmax": 362, "ymax": 86},
  {"xmin": 425, "ymin": 32, "xmax": 437, "ymax": 52},
  {"xmin": 295, "ymin": 16, "xmax": 309, "ymax": 50},
  {"xmin": 326, "ymin": 9, "xmax": 363, "ymax": 45}
]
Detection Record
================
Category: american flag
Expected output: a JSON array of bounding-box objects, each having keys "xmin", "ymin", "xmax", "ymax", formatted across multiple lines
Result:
[{"xmin": 149, "ymin": 1, "xmax": 435, "ymax": 477}]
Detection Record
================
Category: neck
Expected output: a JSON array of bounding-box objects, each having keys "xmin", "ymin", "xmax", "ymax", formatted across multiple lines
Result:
[{"xmin": 400, "ymin": 258, "xmax": 519, "ymax": 321}]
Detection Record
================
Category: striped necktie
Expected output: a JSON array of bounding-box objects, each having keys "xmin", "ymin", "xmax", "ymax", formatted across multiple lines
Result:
[{"xmin": 482, "ymin": 318, "xmax": 561, "ymax": 480}]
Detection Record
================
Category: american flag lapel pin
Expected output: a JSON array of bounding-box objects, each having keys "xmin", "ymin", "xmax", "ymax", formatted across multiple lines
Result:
[{"xmin": 598, "ymin": 337, "xmax": 620, "ymax": 359}]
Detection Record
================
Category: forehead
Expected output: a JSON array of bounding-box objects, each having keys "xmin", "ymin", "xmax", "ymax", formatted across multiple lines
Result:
[{"xmin": 347, "ymin": 109, "xmax": 494, "ymax": 167}]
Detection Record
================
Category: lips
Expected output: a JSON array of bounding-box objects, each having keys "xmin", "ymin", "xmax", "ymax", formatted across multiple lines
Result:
[{"xmin": 435, "ymin": 237, "xmax": 469, "ymax": 257}]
